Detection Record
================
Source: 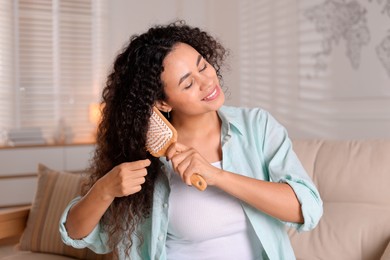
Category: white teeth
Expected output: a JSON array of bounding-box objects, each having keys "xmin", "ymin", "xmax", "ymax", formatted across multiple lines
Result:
[{"xmin": 204, "ymin": 89, "xmax": 217, "ymax": 100}]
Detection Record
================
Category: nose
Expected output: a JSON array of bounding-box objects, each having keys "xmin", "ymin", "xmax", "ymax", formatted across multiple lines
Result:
[{"xmin": 199, "ymin": 74, "xmax": 213, "ymax": 91}]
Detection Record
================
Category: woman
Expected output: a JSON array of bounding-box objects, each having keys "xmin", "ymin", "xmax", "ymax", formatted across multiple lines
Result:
[{"xmin": 60, "ymin": 20, "xmax": 323, "ymax": 259}]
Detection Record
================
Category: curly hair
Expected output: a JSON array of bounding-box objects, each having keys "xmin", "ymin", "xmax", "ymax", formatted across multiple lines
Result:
[{"xmin": 84, "ymin": 20, "xmax": 227, "ymax": 258}]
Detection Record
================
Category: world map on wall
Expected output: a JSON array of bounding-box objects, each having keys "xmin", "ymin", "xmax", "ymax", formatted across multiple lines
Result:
[{"xmin": 304, "ymin": 0, "xmax": 390, "ymax": 78}]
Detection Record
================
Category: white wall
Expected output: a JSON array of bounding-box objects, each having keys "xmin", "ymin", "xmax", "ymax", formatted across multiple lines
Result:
[{"xmin": 236, "ymin": 0, "xmax": 390, "ymax": 140}]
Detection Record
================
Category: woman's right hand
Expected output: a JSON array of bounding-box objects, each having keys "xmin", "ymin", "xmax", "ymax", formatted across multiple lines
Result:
[
  {"xmin": 65, "ymin": 159, "xmax": 151, "ymax": 239},
  {"xmin": 97, "ymin": 159, "xmax": 151, "ymax": 200}
]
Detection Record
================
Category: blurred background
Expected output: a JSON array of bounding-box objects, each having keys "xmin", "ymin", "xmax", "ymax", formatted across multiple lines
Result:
[
  {"xmin": 1, "ymin": 4, "xmax": 390, "ymax": 260},
  {"xmin": 1, "ymin": 0, "xmax": 389, "ymax": 147},
  {"xmin": 0, "ymin": 0, "xmax": 390, "ymax": 206}
]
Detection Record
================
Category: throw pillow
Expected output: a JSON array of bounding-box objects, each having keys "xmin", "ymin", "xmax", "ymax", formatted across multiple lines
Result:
[
  {"xmin": 382, "ymin": 240, "xmax": 390, "ymax": 260},
  {"xmin": 19, "ymin": 164, "xmax": 111, "ymax": 259}
]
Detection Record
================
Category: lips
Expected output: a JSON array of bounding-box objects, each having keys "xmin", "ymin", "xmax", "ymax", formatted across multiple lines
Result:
[{"xmin": 202, "ymin": 86, "xmax": 220, "ymax": 101}]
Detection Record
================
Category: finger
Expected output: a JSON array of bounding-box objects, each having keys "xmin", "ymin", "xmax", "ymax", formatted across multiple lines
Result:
[
  {"xmin": 122, "ymin": 159, "xmax": 151, "ymax": 170},
  {"xmin": 170, "ymin": 146, "xmax": 195, "ymax": 162},
  {"xmin": 166, "ymin": 142, "xmax": 190, "ymax": 160},
  {"xmin": 115, "ymin": 165, "xmax": 147, "ymax": 179},
  {"xmin": 173, "ymin": 160, "xmax": 190, "ymax": 181},
  {"xmin": 165, "ymin": 142, "xmax": 179, "ymax": 160},
  {"xmin": 120, "ymin": 176, "xmax": 146, "ymax": 196},
  {"xmin": 181, "ymin": 159, "xmax": 202, "ymax": 186},
  {"xmin": 128, "ymin": 176, "xmax": 146, "ymax": 186},
  {"xmin": 174, "ymin": 153, "xmax": 193, "ymax": 175},
  {"xmin": 125, "ymin": 168, "xmax": 148, "ymax": 178},
  {"xmin": 126, "ymin": 185, "xmax": 142, "ymax": 196},
  {"xmin": 170, "ymin": 149, "xmax": 195, "ymax": 173}
]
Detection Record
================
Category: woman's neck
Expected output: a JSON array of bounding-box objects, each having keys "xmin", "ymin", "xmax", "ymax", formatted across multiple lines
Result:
[
  {"xmin": 171, "ymin": 111, "xmax": 221, "ymax": 140},
  {"xmin": 172, "ymin": 111, "xmax": 222, "ymax": 162}
]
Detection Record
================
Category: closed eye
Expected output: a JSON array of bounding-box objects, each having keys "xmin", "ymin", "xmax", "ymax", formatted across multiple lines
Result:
[
  {"xmin": 184, "ymin": 78, "xmax": 194, "ymax": 89},
  {"xmin": 199, "ymin": 63, "xmax": 207, "ymax": 72}
]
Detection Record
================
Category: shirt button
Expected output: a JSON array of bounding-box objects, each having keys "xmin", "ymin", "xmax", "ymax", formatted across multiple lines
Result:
[
  {"xmin": 158, "ymin": 234, "xmax": 164, "ymax": 241},
  {"xmin": 163, "ymin": 203, "xmax": 168, "ymax": 208}
]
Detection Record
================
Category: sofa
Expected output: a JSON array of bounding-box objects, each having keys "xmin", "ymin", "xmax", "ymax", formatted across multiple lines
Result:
[{"xmin": 0, "ymin": 140, "xmax": 389, "ymax": 259}]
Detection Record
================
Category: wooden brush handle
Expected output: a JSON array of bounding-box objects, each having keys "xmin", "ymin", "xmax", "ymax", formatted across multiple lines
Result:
[
  {"xmin": 147, "ymin": 107, "xmax": 208, "ymax": 191},
  {"xmin": 190, "ymin": 174, "xmax": 207, "ymax": 191}
]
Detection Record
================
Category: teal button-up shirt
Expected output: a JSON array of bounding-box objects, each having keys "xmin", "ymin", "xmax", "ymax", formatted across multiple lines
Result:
[{"xmin": 60, "ymin": 106, "xmax": 323, "ymax": 259}]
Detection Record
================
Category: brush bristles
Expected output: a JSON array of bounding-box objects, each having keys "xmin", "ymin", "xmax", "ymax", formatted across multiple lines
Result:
[
  {"xmin": 145, "ymin": 107, "xmax": 207, "ymax": 191},
  {"xmin": 146, "ymin": 107, "xmax": 177, "ymax": 157}
]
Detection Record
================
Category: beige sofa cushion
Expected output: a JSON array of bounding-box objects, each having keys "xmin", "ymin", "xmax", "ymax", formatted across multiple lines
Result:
[
  {"xmin": 289, "ymin": 140, "xmax": 390, "ymax": 260},
  {"xmin": 381, "ymin": 241, "xmax": 390, "ymax": 260},
  {"xmin": 17, "ymin": 164, "xmax": 110, "ymax": 259}
]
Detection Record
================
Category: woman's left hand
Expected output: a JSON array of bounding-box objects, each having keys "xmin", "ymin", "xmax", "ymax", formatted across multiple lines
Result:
[
  {"xmin": 165, "ymin": 142, "xmax": 222, "ymax": 186},
  {"xmin": 165, "ymin": 143, "xmax": 304, "ymax": 223}
]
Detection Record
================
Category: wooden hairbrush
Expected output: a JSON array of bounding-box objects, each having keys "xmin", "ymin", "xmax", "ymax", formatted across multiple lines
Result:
[{"xmin": 146, "ymin": 106, "xmax": 207, "ymax": 191}]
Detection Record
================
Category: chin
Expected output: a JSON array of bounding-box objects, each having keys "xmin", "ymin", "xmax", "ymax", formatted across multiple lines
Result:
[{"xmin": 212, "ymin": 95, "xmax": 225, "ymax": 111}]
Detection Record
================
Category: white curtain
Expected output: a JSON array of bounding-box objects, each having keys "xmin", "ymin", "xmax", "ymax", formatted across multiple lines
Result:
[{"xmin": 0, "ymin": 0, "xmax": 107, "ymax": 146}]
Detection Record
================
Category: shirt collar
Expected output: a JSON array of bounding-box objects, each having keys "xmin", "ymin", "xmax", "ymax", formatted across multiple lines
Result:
[{"xmin": 217, "ymin": 106, "xmax": 244, "ymax": 136}]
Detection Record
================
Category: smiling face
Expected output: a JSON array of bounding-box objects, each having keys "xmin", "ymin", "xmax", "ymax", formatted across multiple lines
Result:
[{"xmin": 159, "ymin": 43, "xmax": 224, "ymax": 118}]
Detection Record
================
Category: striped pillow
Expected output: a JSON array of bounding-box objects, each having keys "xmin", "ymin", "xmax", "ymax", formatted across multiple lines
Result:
[{"xmin": 19, "ymin": 164, "xmax": 111, "ymax": 259}]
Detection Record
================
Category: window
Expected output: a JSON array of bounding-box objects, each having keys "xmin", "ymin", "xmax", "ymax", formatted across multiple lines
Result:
[{"xmin": 0, "ymin": 0, "xmax": 107, "ymax": 146}]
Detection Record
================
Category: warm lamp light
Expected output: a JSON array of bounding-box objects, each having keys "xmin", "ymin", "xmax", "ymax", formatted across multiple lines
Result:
[{"xmin": 89, "ymin": 103, "xmax": 102, "ymax": 125}]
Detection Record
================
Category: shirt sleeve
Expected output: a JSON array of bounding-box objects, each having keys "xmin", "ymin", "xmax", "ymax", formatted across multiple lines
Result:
[
  {"xmin": 261, "ymin": 111, "xmax": 323, "ymax": 232},
  {"xmin": 59, "ymin": 196, "xmax": 111, "ymax": 254}
]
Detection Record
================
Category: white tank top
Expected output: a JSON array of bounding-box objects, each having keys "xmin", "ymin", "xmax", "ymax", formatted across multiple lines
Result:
[{"xmin": 166, "ymin": 161, "xmax": 264, "ymax": 260}]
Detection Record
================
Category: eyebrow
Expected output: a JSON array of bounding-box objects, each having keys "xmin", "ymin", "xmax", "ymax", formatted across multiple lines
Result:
[{"xmin": 178, "ymin": 55, "xmax": 203, "ymax": 86}]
